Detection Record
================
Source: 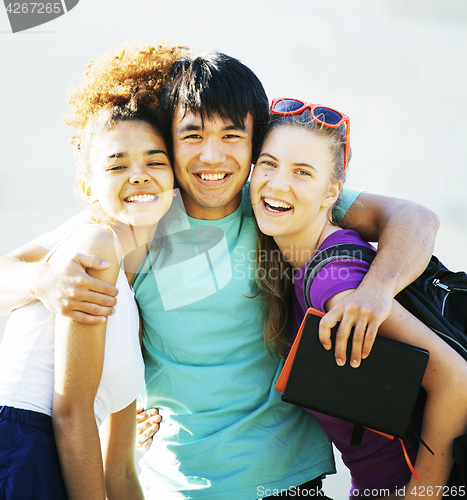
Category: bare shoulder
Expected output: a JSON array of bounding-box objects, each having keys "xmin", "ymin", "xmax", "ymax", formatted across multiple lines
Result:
[{"xmin": 48, "ymin": 225, "xmax": 123, "ymax": 284}]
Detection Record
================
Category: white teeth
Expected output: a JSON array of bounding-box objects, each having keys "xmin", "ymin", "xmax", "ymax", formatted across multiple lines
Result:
[
  {"xmin": 126, "ymin": 194, "xmax": 157, "ymax": 203},
  {"xmin": 199, "ymin": 173, "xmax": 227, "ymax": 181},
  {"xmin": 264, "ymin": 198, "xmax": 292, "ymax": 209}
]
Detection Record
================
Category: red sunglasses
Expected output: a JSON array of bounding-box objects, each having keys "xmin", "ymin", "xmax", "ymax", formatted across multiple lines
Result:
[{"xmin": 270, "ymin": 98, "xmax": 350, "ymax": 173}]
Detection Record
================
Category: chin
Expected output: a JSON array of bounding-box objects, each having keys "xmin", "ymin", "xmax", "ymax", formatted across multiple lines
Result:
[{"xmin": 256, "ymin": 221, "xmax": 279, "ymax": 237}]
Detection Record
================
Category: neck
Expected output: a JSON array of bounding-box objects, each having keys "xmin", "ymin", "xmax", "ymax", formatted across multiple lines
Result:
[
  {"xmin": 275, "ymin": 215, "xmax": 338, "ymax": 270},
  {"xmin": 110, "ymin": 221, "xmax": 158, "ymax": 278},
  {"xmin": 180, "ymin": 190, "xmax": 242, "ymax": 220}
]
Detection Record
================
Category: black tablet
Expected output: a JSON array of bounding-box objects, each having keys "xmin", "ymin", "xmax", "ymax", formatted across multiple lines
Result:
[{"xmin": 281, "ymin": 310, "xmax": 429, "ymax": 438}]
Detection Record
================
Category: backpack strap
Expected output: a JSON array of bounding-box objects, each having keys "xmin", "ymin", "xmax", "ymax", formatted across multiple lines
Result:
[
  {"xmin": 350, "ymin": 424, "xmax": 365, "ymax": 446},
  {"xmin": 303, "ymin": 244, "xmax": 377, "ymax": 309}
]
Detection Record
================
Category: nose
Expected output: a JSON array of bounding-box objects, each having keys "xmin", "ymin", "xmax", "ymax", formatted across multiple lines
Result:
[
  {"xmin": 266, "ymin": 166, "xmax": 290, "ymax": 193},
  {"xmin": 129, "ymin": 164, "xmax": 151, "ymax": 184},
  {"xmin": 199, "ymin": 137, "xmax": 226, "ymax": 164}
]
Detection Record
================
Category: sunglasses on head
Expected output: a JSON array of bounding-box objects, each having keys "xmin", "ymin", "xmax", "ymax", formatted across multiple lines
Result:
[{"xmin": 270, "ymin": 98, "xmax": 350, "ymax": 173}]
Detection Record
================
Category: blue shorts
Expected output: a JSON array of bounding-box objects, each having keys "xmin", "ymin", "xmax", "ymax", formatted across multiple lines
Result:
[{"xmin": 0, "ymin": 405, "xmax": 68, "ymax": 500}]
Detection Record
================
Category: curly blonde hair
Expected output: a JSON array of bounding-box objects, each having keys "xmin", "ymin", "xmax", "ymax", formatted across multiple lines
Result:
[{"xmin": 65, "ymin": 40, "xmax": 188, "ymax": 132}]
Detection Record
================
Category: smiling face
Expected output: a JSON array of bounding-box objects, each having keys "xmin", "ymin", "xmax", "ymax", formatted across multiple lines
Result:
[
  {"xmin": 172, "ymin": 108, "xmax": 254, "ymax": 220},
  {"xmin": 85, "ymin": 120, "xmax": 174, "ymax": 228},
  {"xmin": 250, "ymin": 125, "xmax": 341, "ymax": 250}
]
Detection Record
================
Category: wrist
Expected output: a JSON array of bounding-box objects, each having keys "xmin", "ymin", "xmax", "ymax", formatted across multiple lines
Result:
[{"xmin": 359, "ymin": 269, "xmax": 399, "ymax": 299}]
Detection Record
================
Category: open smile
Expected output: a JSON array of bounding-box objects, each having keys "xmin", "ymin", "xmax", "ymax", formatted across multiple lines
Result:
[
  {"xmin": 196, "ymin": 172, "xmax": 230, "ymax": 183},
  {"xmin": 124, "ymin": 194, "xmax": 159, "ymax": 203},
  {"xmin": 262, "ymin": 197, "xmax": 293, "ymax": 214}
]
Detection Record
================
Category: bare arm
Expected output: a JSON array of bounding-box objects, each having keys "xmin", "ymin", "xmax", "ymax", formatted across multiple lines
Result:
[
  {"xmin": 0, "ymin": 240, "xmax": 117, "ymax": 323},
  {"xmin": 100, "ymin": 401, "xmax": 144, "ymax": 500},
  {"xmin": 341, "ymin": 192, "xmax": 439, "ymax": 289},
  {"xmin": 320, "ymin": 192, "xmax": 440, "ymax": 367},
  {"xmin": 52, "ymin": 226, "xmax": 121, "ymax": 500}
]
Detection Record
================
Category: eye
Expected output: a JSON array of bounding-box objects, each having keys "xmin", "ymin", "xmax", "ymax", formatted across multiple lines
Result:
[
  {"xmin": 296, "ymin": 169, "xmax": 311, "ymax": 176},
  {"xmin": 106, "ymin": 165, "xmax": 126, "ymax": 172},
  {"xmin": 148, "ymin": 160, "xmax": 168, "ymax": 167},
  {"xmin": 258, "ymin": 159, "xmax": 276, "ymax": 168},
  {"xmin": 183, "ymin": 134, "xmax": 202, "ymax": 141}
]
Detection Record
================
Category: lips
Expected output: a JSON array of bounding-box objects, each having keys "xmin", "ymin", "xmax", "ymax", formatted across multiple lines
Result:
[{"xmin": 263, "ymin": 197, "xmax": 293, "ymax": 213}]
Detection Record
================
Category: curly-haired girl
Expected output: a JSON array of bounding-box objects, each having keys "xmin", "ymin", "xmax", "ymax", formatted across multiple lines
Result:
[{"xmin": 0, "ymin": 41, "xmax": 186, "ymax": 500}]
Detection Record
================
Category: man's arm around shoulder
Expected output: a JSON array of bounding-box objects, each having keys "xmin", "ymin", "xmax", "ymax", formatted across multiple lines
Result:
[{"xmin": 320, "ymin": 191, "xmax": 440, "ymax": 368}]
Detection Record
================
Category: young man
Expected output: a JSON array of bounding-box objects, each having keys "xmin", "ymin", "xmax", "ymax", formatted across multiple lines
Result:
[{"xmin": 0, "ymin": 52, "xmax": 439, "ymax": 498}]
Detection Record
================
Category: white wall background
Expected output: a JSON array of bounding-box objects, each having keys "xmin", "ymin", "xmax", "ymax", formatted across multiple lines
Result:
[{"xmin": 1, "ymin": 0, "xmax": 466, "ymax": 495}]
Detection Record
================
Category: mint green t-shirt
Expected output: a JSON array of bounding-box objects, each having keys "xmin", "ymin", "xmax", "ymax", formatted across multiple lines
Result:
[{"xmin": 34, "ymin": 187, "xmax": 362, "ymax": 499}]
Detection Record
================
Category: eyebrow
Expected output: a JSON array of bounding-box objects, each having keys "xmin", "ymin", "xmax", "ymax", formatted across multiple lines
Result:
[
  {"xmin": 258, "ymin": 152, "xmax": 317, "ymax": 172},
  {"xmin": 177, "ymin": 122, "xmax": 247, "ymax": 135},
  {"xmin": 107, "ymin": 149, "xmax": 168, "ymax": 160},
  {"xmin": 294, "ymin": 162, "xmax": 317, "ymax": 172}
]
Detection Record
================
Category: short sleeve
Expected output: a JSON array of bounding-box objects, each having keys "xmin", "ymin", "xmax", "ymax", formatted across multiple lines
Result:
[
  {"xmin": 33, "ymin": 212, "xmax": 89, "ymax": 251},
  {"xmin": 301, "ymin": 229, "xmax": 376, "ymax": 312},
  {"xmin": 332, "ymin": 187, "xmax": 363, "ymax": 224},
  {"xmin": 310, "ymin": 260, "xmax": 370, "ymax": 312}
]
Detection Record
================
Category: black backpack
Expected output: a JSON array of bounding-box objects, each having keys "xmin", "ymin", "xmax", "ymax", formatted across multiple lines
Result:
[
  {"xmin": 303, "ymin": 244, "xmax": 467, "ymax": 361},
  {"xmin": 303, "ymin": 244, "xmax": 467, "ymax": 488}
]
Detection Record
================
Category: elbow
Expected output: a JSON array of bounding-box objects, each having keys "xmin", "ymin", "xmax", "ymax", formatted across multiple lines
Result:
[
  {"xmin": 393, "ymin": 199, "xmax": 440, "ymax": 244},
  {"xmin": 396, "ymin": 199, "xmax": 440, "ymax": 233},
  {"xmin": 419, "ymin": 204, "xmax": 440, "ymax": 234},
  {"xmin": 52, "ymin": 408, "xmax": 72, "ymax": 438},
  {"xmin": 52, "ymin": 399, "xmax": 96, "ymax": 437}
]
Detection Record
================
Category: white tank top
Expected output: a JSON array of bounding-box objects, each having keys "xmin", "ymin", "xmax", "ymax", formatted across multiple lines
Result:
[{"xmin": 0, "ymin": 232, "xmax": 144, "ymax": 427}]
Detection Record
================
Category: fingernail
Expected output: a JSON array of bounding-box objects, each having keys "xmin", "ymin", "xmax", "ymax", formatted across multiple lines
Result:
[
  {"xmin": 351, "ymin": 359, "xmax": 360, "ymax": 368},
  {"xmin": 336, "ymin": 358, "xmax": 344, "ymax": 366},
  {"xmin": 102, "ymin": 261, "xmax": 110, "ymax": 267},
  {"xmin": 322, "ymin": 344, "xmax": 331, "ymax": 351}
]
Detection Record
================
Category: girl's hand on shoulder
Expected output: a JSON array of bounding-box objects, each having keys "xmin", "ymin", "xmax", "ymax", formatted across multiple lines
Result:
[
  {"xmin": 136, "ymin": 404, "xmax": 162, "ymax": 453},
  {"xmin": 320, "ymin": 285, "xmax": 393, "ymax": 368},
  {"xmin": 37, "ymin": 252, "xmax": 118, "ymax": 323}
]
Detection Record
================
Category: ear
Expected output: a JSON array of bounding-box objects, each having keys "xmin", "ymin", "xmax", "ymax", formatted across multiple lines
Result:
[
  {"xmin": 321, "ymin": 180, "xmax": 343, "ymax": 208},
  {"xmin": 81, "ymin": 181, "xmax": 98, "ymax": 204}
]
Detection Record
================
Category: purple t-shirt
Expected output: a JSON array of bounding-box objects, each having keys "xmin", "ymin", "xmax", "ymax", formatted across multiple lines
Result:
[{"xmin": 292, "ymin": 229, "xmax": 424, "ymax": 496}]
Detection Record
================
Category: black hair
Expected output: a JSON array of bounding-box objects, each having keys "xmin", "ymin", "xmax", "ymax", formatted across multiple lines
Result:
[{"xmin": 160, "ymin": 52, "xmax": 269, "ymax": 159}]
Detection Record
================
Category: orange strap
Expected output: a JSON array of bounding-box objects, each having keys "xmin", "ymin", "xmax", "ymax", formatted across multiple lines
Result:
[{"xmin": 365, "ymin": 427, "xmax": 419, "ymax": 480}]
